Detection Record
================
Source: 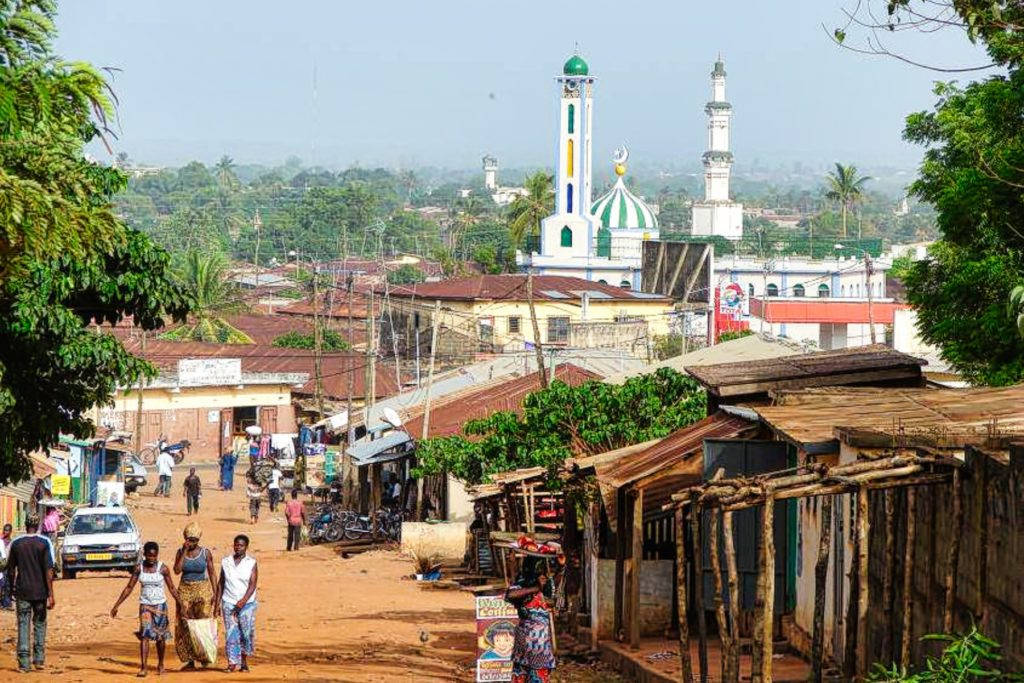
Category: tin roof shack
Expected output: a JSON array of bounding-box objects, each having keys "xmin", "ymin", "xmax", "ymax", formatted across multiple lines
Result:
[
  {"xmin": 747, "ymin": 385, "xmax": 1024, "ymax": 678},
  {"xmin": 687, "ymin": 345, "xmax": 926, "ymax": 413}
]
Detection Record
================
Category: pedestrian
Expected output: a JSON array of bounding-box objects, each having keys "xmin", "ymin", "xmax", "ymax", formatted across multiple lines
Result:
[
  {"xmin": 172, "ymin": 522, "xmax": 217, "ymax": 670},
  {"xmin": 219, "ymin": 452, "xmax": 238, "ymax": 491},
  {"xmin": 504, "ymin": 557, "xmax": 557, "ymax": 683},
  {"xmin": 155, "ymin": 449, "xmax": 174, "ymax": 497},
  {"xmin": 0, "ymin": 523, "xmax": 13, "ymax": 609},
  {"xmin": 6, "ymin": 516, "xmax": 55, "ymax": 673},
  {"xmin": 215, "ymin": 534, "xmax": 258, "ymax": 673},
  {"xmin": 267, "ymin": 463, "xmax": 282, "ymax": 512},
  {"xmin": 245, "ymin": 481, "xmax": 262, "ymax": 525},
  {"xmin": 110, "ymin": 541, "xmax": 181, "ymax": 677},
  {"xmin": 183, "ymin": 467, "xmax": 202, "ymax": 516},
  {"xmin": 284, "ymin": 489, "xmax": 306, "ymax": 551},
  {"xmin": 41, "ymin": 505, "xmax": 60, "ymax": 546}
]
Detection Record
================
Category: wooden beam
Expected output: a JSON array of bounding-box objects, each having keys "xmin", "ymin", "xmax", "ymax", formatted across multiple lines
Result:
[
  {"xmin": 585, "ymin": 501, "xmax": 600, "ymax": 651},
  {"xmin": 900, "ymin": 488, "xmax": 917, "ymax": 671},
  {"xmin": 943, "ymin": 468, "xmax": 963, "ymax": 633},
  {"xmin": 675, "ymin": 507, "xmax": 694, "ymax": 682},
  {"xmin": 630, "ymin": 488, "xmax": 643, "ymax": 649},
  {"xmin": 811, "ymin": 495, "xmax": 833, "ymax": 683},
  {"xmin": 614, "ymin": 488, "xmax": 626, "ymax": 641},
  {"xmin": 881, "ymin": 490, "xmax": 896, "ymax": 664},
  {"xmin": 761, "ymin": 493, "xmax": 776, "ymax": 683},
  {"xmin": 666, "ymin": 243, "xmax": 690, "ymax": 296},
  {"xmin": 650, "ymin": 241, "xmax": 667, "ymax": 294},
  {"xmin": 723, "ymin": 508, "xmax": 740, "ymax": 683},
  {"xmin": 690, "ymin": 497, "xmax": 708, "ymax": 682},
  {"xmin": 680, "ymin": 244, "xmax": 711, "ymax": 305},
  {"xmin": 709, "ymin": 504, "xmax": 731, "ymax": 682},
  {"xmin": 856, "ymin": 486, "xmax": 870, "ymax": 677}
]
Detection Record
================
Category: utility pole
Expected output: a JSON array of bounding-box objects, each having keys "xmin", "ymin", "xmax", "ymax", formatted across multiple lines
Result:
[
  {"xmin": 134, "ymin": 331, "xmax": 146, "ymax": 454},
  {"xmin": 364, "ymin": 291, "xmax": 375, "ymax": 426},
  {"xmin": 416, "ymin": 299, "xmax": 442, "ymax": 521},
  {"xmin": 252, "ymin": 208, "xmax": 262, "ymax": 291},
  {"xmin": 526, "ymin": 269, "xmax": 548, "ymax": 387},
  {"xmin": 345, "ymin": 272, "xmax": 356, "ymax": 447},
  {"xmin": 864, "ymin": 253, "xmax": 877, "ymax": 345}
]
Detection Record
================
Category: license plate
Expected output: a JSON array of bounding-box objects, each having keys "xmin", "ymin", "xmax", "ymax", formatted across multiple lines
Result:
[{"xmin": 84, "ymin": 553, "xmax": 113, "ymax": 561}]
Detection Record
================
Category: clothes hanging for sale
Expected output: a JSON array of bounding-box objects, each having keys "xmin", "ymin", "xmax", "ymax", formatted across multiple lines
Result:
[
  {"xmin": 258, "ymin": 434, "xmax": 271, "ymax": 459},
  {"xmin": 269, "ymin": 434, "xmax": 296, "ymax": 458}
]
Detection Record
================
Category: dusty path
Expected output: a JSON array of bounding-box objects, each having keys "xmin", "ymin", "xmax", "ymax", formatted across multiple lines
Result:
[{"xmin": 0, "ymin": 464, "xmax": 477, "ymax": 681}]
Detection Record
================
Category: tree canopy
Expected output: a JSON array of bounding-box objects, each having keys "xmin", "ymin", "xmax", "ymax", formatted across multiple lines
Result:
[{"xmin": 414, "ymin": 368, "xmax": 706, "ymax": 486}]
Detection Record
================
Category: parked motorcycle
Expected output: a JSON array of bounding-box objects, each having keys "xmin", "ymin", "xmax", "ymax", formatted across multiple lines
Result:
[
  {"xmin": 139, "ymin": 435, "xmax": 191, "ymax": 466},
  {"xmin": 343, "ymin": 508, "xmax": 403, "ymax": 542}
]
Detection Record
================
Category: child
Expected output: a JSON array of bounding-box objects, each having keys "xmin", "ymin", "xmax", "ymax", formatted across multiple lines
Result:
[{"xmin": 110, "ymin": 542, "xmax": 182, "ymax": 677}]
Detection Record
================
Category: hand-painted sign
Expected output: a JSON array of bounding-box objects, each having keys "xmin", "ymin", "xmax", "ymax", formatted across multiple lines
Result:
[{"xmin": 475, "ymin": 595, "xmax": 518, "ymax": 682}]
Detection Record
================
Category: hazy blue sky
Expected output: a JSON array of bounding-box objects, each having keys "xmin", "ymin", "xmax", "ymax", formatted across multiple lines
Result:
[{"xmin": 55, "ymin": 1, "xmax": 991, "ymax": 171}]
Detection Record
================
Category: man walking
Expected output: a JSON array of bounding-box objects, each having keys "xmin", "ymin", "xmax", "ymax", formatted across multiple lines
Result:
[
  {"xmin": 155, "ymin": 449, "xmax": 174, "ymax": 497},
  {"xmin": 6, "ymin": 516, "xmax": 55, "ymax": 673},
  {"xmin": 284, "ymin": 490, "xmax": 306, "ymax": 551},
  {"xmin": 183, "ymin": 467, "xmax": 202, "ymax": 516},
  {"xmin": 267, "ymin": 463, "xmax": 282, "ymax": 512}
]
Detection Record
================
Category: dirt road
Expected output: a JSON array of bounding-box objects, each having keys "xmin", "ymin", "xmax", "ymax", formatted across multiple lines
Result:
[{"xmin": 0, "ymin": 464, "xmax": 477, "ymax": 681}]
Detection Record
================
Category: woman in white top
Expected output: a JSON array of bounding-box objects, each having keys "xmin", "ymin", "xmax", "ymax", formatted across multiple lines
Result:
[
  {"xmin": 215, "ymin": 534, "xmax": 258, "ymax": 672},
  {"xmin": 110, "ymin": 541, "xmax": 182, "ymax": 677}
]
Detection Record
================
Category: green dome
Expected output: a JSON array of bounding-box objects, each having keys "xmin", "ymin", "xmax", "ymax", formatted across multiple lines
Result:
[{"xmin": 563, "ymin": 54, "xmax": 589, "ymax": 76}]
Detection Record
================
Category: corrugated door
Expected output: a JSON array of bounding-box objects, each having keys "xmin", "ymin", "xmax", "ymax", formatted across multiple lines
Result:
[
  {"xmin": 259, "ymin": 407, "xmax": 278, "ymax": 435},
  {"xmin": 701, "ymin": 438, "xmax": 790, "ymax": 613}
]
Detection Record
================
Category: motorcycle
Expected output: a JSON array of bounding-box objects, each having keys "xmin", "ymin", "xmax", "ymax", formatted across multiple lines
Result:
[
  {"xmin": 309, "ymin": 506, "xmax": 354, "ymax": 544},
  {"xmin": 139, "ymin": 435, "xmax": 191, "ymax": 466},
  {"xmin": 343, "ymin": 508, "xmax": 403, "ymax": 542}
]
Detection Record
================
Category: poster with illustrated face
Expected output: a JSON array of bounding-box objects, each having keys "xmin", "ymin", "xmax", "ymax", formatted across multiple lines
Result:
[{"xmin": 475, "ymin": 595, "xmax": 518, "ymax": 682}]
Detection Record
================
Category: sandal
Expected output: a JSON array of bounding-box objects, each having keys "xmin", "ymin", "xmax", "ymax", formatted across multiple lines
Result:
[{"xmin": 240, "ymin": 663, "xmax": 250, "ymax": 672}]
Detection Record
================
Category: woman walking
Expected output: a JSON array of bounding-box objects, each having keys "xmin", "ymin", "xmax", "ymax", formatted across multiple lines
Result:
[
  {"xmin": 172, "ymin": 522, "xmax": 217, "ymax": 670},
  {"xmin": 215, "ymin": 534, "xmax": 258, "ymax": 673},
  {"xmin": 219, "ymin": 451, "xmax": 238, "ymax": 491},
  {"xmin": 504, "ymin": 557, "xmax": 556, "ymax": 683},
  {"xmin": 110, "ymin": 542, "xmax": 181, "ymax": 677}
]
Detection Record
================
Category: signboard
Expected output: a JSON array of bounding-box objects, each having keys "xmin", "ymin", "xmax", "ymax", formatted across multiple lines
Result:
[
  {"xmin": 719, "ymin": 282, "xmax": 744, "ymax": 317},
  {"xmin": 475, "ymin": 595, "xmax": 518, "ymax": 682},
  {"xmin": 51, "ymin": 475, "xmax": 71, "ymax": 496},
  {"xmin": 177, "ymin": 359, "xmax": 242, "ymax": 388}
]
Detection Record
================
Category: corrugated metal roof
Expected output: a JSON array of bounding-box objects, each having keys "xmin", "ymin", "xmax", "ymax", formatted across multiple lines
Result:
[
  {"xmin": 756, "ymin": 384, "xmax": 1024, "ymax": 450},
  {"xmin": 388, "ymin": 274, "xmax": 672, "ymax": 303},
  {"xmin": 686, "ymin": 345, "xmax": 926, "ymax": 397},
  {"xmin": 602, "ymin": 334, "xmax": 806, "ymax": 385},
  {"xmin": 596, "ymin": 412, "xmax": 758, "ymax": 527},
  {"xmin": 346, "ymin": 431, "xmax": 414, "ymax": 464},
  {"xmin": 403, "ymin": 363, "xmax": 602, "ymax": 439}
]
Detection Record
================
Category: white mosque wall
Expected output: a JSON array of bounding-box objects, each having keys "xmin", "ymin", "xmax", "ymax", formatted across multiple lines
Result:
[{"xmin": 692, "ymin": 202, "xmax": 743, "ymax": 240}]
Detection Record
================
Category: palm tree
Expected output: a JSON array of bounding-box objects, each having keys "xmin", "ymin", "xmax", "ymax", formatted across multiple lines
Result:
[
  {"xmin": 507, "ymin": 171, "xmax": 554, "ymax": 250},
  {"xmin": 162, "ymin": 250, "xmax": 253, "ymax": 344},
  {"xmin": 825, "ymin": 163, "xmax": 870, "ymax": 238},
  {"xmin": 214, "ymin": 155, "xmax": 237, "ymax": 189},
  {"xmin": 451, "ymin": 196, "xmax": 486, "ymax": 256}
]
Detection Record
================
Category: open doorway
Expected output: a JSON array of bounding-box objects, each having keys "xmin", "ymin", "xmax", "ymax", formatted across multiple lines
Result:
[{"xmin": 232, "ymin": 406, "xmax": 258, "ymax": 434}]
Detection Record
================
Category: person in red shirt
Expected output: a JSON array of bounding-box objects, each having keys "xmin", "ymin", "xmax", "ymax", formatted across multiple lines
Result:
[{"xmin": 283, "ymin": 490, "xmax": 306, "ymax": 551}]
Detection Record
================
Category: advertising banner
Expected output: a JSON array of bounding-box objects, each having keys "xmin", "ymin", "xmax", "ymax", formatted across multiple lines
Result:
[{"xmin": 475, "ymin": 595, "xmax": 518, "ymax": 682}]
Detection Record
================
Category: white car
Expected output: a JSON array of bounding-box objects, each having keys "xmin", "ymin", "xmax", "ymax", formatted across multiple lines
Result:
[{"xmin": 61, "ymin": 507, "xmax": 141, "ymax": 579}]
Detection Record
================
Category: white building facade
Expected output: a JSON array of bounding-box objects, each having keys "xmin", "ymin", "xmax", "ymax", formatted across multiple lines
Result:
[
  {"xmin": 692, "ymin": 58, "xmax": 743, "ymax": 240},
  {"xmin": 482, "ymin": 155, "xmax": 528, "ymax": 206},
  {"xmin": 517, "ymin": 54, "xmax": 657, "ymax": 289}
]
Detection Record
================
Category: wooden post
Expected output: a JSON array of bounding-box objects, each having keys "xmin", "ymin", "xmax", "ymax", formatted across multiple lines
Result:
[
  {"xmin": 614, "ymin": 488, "xmax": 626, "ymax": 641},
  {"xmin": 416, "ymin": 299, "xmax": 441, "ymax": 520},
  {"xmin": 881, "ymin": 490, "xmax": 896, "ymax": 664},
  {"xmin": 526, "ymin": 269, "xmax": 548, "ymax": 388},
  {"xmin": 630, "ymin": 488, "xmax": 643, "ymax": 649},
  {"xmin": 689, "ymin": 498, "xmax": 708, "ymax": 682},
  {"xmin": 675, "ymin": 507, "xmax": 694, "ymax": 683},
  {"xmin": 722, "ymin": 508, "xmax": 740, "ymax": 683},
  {"xmin": 900, "ymin": 488, "xmax": 917, "ymax": 671},
  {"xmin": 974, "ymin": 455, "xmax": 989, "ymax": 623},
  {"xmin": 760, "ymin": 493, "xmax": 776, "ymax": 683},
  {"xmin": 811, "ymin": 495, "xmax": 833, "ymax": 683},
  {"xmin": 751, "ymin": 504, "xmax": 765, "ymax": 683},
  {"xmin": 943, "ymin": 469, "xmax": 963, "ymax": 633},
  {"xmin": 585, "ymin": 501, "xmax": 600, "ymax": 651},
  {"xmin": 370, "ymin": 462, "xmax": 382, "ymax": 538},
  {"xmin": 709, "ymin": 505, "xmax": 730, "ymax": 683},
  {"xmin": 843, "ymin": 494, "xmax": 860, "ymax": 678},
  {"xmin": 856, "ymin": 486, "xmax": 870, "ymax": 677},
  {"xmin": 134, "ymin": 330, "xmax": 146, "ymax": 454}
]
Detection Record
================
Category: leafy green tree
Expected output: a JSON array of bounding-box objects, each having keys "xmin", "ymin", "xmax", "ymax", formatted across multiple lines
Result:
[
  {"xmin": 415, "ymin": 368, "xmax": 706, "ymax": 485},
  {"xmin": 272, "ymin": 330, "xmax": 350, "ymax": 351},
  {"xmin": 0, "ymin": 0, "xmax": 192, "ymax": 484},
  {"xmin": 507, "ymin": 171, "xmax": 554, "ymax": 250},
  {"xmin": 824, "ymin": 163, "xmax": 870, "ymax": 238},
  {"xmin": 387, "ymin": 264, "xmax": 426, "ymax": 285},
  {"xmin": 161, "ymin": 250, "xmax": 252, "ymax": 344}
]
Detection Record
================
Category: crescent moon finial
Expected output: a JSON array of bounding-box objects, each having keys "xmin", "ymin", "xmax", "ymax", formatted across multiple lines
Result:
[{"xmin": 612, "ymin": 145, "xmax": 629, "ymax": 165}]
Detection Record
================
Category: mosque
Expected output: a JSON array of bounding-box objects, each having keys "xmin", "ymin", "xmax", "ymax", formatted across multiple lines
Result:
[{"xmin": 517, "ymin": 52, "xmax": 741, "ymax": 288}]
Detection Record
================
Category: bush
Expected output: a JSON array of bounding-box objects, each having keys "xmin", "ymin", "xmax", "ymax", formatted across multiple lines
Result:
[{"xmin": 272, "ymin": 330, "xmax": 350, "ymax": 351}]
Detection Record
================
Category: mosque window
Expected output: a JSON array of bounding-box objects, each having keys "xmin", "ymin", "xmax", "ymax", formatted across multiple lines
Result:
[
  {"xmin": 793, "ymin": 284, "xmax": 805, "ymax": 297},
  {"xmin": 766, "ymin": 283, "xmax": 779, "ymax": 297},
  {"xmin": 566, "ymin": 183, "xmax": 573, "ymax": 213},
  {"xmin": 818, "ymin": 284, "xmax": 830, "ymax": 298},
  {"xmin": 598, "ymin": 279, "xmax": 608, "ymax": 285},
  {"xmin": 620, "ymin": 280, "xmax": 632, "ymax": 290},
  {"xmin": 567, "ymin": 139, "xmax": 574, "ymax": 177},
  {"xmin": 560, "ymin": 225, "xmax": 573, "ymax": 247},
  {"xmin": 567, "ymin": 104, "xmax": 575, "ymax": 134}
]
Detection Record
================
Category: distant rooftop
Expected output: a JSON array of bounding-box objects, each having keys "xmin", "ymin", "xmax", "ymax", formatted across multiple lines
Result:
[{"xmin": 387, "ymin": 274, "xmax": 671, "ymax": 303}]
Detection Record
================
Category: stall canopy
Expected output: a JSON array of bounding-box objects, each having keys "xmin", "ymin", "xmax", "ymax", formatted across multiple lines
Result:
[{"xmin": 345, "ymin": 431, "xmax": 414, "ymax": 466}]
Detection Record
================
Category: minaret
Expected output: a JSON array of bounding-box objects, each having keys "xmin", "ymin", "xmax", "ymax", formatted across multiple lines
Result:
[
  {"xmin": 691, "ymin": 56, "xmax": 743, "ymax": 240},
  {"xmin": 482, "ymin": 155, "xmax": 498, "ymax": 191}
]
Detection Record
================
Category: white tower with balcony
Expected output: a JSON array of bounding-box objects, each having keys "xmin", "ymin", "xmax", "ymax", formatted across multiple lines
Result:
[
  {"xmin": 692, "ymin": 57, "xmax": 743, "ymax": 240},
  {"xmin": 483, "ymin": 155, "xmax": 498, "ymax": 191}
]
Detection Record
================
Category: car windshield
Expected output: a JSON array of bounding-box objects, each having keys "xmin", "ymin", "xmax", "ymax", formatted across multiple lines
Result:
[{"xmin": 68, "ymin": 513, "xmax": 134, "ymax": 535}]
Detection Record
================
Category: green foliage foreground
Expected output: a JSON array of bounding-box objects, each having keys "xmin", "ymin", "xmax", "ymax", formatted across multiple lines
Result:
[
  {"xmin": 868, "ymin": 627, "xmax": 1023, "ymax": 682},
  {"xmin": 414, "ymin": 368, "xmax": 706, "ymax": 486}
]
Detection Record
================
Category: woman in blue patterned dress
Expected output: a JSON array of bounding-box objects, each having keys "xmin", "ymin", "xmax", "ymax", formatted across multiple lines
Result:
[{"xmin": 504, "ymin": 557, "xmax": 556, "ymax": 683}]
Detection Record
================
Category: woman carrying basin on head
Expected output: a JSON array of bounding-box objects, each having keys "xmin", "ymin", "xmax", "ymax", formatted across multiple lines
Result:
[{"xmin": 172, "ymin": 522, "xmax": 217, "ymax": 669}]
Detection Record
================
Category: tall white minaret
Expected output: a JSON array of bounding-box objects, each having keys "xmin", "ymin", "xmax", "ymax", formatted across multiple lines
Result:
[
  {"xmin": 692, "ymin": 56, "xmax": 743, "ymax": 240},
  {"xmin": 482, "ymin": 155, "xmax": 498, "ymax": 191}
]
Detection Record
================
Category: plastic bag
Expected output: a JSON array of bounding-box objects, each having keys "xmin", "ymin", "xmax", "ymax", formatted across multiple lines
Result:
[{"xmin": 186, "ymin": 617, "xmax": 218, "ymax": 665}]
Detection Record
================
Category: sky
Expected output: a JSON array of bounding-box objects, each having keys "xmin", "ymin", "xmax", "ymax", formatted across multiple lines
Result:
[{"xmin": 55, "ymin": 1, "xmax": 992, "ymax": 172}]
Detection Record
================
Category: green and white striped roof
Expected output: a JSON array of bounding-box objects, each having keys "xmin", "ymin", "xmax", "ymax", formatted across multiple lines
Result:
[{"xmin": 591, "ymin": 177, "xmax": 658, "ymax": 230}]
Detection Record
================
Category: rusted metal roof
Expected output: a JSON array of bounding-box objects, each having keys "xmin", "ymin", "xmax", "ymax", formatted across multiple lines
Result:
[
  {"xmin": 686, "ymin": 345, "xmax": 926, "ymax": 398},
  {"xmin": 403, "ymin": 363, "xmax": 602, "ymax": 439},
  {"xmin": 596, "ymin": 412, "xmax": 759, "ymax": 527},
  {"xmin": 388, "ymin": 274, "xmax": 672, "ymax": 303},
  {"xmin": 756, "ymin": 384, "xmax": 1024, "ymax": 451}
]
